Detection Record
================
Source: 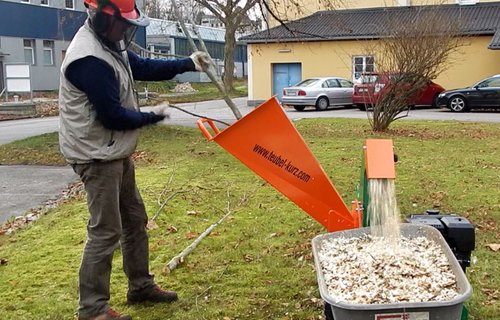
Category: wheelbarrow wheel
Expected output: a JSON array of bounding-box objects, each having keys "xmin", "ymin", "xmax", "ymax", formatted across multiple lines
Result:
[{"xmin": 324, "ymin": 302, "xmax": 334, "ymax": 320}]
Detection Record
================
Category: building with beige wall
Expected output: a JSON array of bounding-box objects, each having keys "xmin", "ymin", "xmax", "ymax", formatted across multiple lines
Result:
[{"xmin": 243, "ymin": 1, "xmax": 500, "ymax": 105}]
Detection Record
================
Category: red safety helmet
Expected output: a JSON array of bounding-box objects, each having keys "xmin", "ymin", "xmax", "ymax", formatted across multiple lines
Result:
[{"xmin": 84, "ymin": 0, "xmax": 149, "ymax": 27}]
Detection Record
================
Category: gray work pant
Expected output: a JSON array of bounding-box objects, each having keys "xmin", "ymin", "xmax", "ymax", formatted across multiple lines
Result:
[{"xmin": 72, "ymin": 157, "xmax": 154, "ymax": 317}]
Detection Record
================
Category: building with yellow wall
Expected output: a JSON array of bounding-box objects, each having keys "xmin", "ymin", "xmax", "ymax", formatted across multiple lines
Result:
[
  {"xmin": 243, "ymin": 1, "xmax": 500, "ymax": 105},
  {"xmin": 265, "ymin": 0, "xmax": 500, "ymax": 27}
]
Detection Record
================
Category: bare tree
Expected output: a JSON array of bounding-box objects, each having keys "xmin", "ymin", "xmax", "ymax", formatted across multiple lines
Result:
[
  {"xmin": 164, "ymin": 0, "xmax": 206, "ymax": 24},
  {"xmin": 192, "ymin": 0, "xmax": 260, "ymax": 92},
  {"xmin": 257, "ymin": 1, "xmax": 464, "ymax": 132},
  {"xmin": 362, "ymin": 7, "xmax": 464, "ymax": 131},
  {"xmin": 144, "ymin": 0, "xmax": 168, "ymax": 19},
  {"xmin": 171, "ymin": 0, "xmax": 243, "ymax": 119}
]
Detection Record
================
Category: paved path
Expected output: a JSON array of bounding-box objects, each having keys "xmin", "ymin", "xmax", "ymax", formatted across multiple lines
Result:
[
  {"xmin": 0, "ymin": 116, "xmax": 62, "ymax": 145},
  {"xmin": 0, "ymin": 165, "xmax": 78, "ymax": 224}
]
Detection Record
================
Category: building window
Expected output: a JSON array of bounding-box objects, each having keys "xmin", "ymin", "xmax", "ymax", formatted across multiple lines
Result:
[
  {"xmin": 65, "ymin": 0, "xmax": 74, "ymax": 9},
  {"xmin": 457, "ymin": 0, "xmax": 477, "ymax": 5},
  {"xmin": 41, "ymin": 0, "xmax": 49, "ymax": 6},
  {"xmin": 43, "ymin": 40, "xmax": 55, "ymax": 65},
  {"xmin": 21, "ymin": 0, "xmax": 30, "ymax": 3},
  {"xmin": 148, "ymin": 45, "xmax": 170, "ymax": 59},
  {"xmin": 353, "ymin": 56, "xmax": 374, "ymax": 81},
  {"xmin": 24, "ymin": 39, "xmax": 36, "ymax": 65}
]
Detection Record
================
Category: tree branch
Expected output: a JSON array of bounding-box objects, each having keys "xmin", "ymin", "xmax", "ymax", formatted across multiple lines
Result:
[
  {"xmin": 172, "ymin": 0, "xmax": 242, "ymax": 119},
  {"xmin": 163, "ymin": 191, "xmax": 249, "ymax": 273}
]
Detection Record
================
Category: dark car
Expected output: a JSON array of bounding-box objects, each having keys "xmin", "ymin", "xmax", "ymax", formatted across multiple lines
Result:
[
  {"xmin": 352, "ymin": 72, "xmax": 445, "ymax": 110},
  {"xmin": 437, "ymin": 75, "xmax": 500, "ymax": 112}
]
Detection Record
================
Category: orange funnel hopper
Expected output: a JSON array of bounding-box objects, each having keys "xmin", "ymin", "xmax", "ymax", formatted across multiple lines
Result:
[{"xmin": 197, "ymin": 97, "xmax": 358, "ymax": 232}]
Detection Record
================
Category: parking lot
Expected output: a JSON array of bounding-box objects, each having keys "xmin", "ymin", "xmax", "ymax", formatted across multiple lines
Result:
[{"xmin": 281, "ymin": 104, "xmax": 500, "ymax": 123}]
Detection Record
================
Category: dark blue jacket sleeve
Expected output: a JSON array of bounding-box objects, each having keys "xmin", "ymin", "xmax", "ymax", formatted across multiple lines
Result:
[
  {"xmin": 65, "ymin": 56, "xmax": 164, "ymax": 131},
  {"xmin": 127, "ymin": 50, "xmax": 196, "ymax": 81}
]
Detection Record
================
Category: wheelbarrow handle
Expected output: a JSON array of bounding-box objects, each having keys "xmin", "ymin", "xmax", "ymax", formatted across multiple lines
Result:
[{"xmin": 197, "ymin": 118, "xmax": 221, "ymax": 141}]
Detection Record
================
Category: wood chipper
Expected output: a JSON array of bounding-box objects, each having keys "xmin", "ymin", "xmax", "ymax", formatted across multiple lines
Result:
[{"xmin": 197, "ymin": 97, "xmax": 474, "ymax": 320}]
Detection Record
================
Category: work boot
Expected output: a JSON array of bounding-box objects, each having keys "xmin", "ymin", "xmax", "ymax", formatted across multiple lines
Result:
[
  {"xmin": 127, "ymin": 284, "xmax": 178, "ymax": 305},
  {"xmin": 78, "ymin": 308, "xmax": 132, "ymax": 320}
]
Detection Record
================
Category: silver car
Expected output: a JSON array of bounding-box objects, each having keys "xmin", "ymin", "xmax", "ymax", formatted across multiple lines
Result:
[{"xmin": 281, "ymin": 77, "xmax": 354, "ymax": 111}]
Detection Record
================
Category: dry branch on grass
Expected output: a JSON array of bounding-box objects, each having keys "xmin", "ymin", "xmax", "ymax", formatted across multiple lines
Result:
[
  {"xmin": 147, "ymin": 170, "xmax": 193, "ymax": 230},
  {"xmin": 163, "ymin": 191, "xmax": 249, "ymax": 274}
]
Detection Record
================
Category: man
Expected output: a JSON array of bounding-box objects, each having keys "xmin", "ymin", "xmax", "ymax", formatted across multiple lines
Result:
[{"xmin": 58, "ymin": 0, "xmax": 211, "ymax": 319}]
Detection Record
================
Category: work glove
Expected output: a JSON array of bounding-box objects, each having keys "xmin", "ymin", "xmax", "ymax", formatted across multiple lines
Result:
[
  {"xmin": 149, "ymin": 104, "xmax": 170, "ymax": 123},
  {"xmin": 190, "ymin": 51, "xmax": 212, "ymax": 72}
]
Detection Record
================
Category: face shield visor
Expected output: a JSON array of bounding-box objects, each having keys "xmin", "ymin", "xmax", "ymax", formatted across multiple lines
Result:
[
  {"xmin": 119, "ymin": 23, "xmax": 138, "ymax": 51},
  {"xmin": 112, "ymin": 6, "xmax": 149, "ymax": 52},
  {"xmin": 120, "ymin": 5, "xmax": 148, "ymax": 45}
]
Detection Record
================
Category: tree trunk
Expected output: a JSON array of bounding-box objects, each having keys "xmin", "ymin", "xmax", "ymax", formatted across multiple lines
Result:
[{"xmin": 223, "ymin": 27, "xmax": 237, "ymax": 92}]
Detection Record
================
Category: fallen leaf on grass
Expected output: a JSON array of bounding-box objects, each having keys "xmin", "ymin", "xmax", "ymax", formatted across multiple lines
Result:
[
  {"xmin": 481, "ymin": 288, "xmax": 498, "ymax": 305},
  {"xmin": 186, "ymin": 231, "xmax": 198, "ymax": 240},
  {"xmin": 476, "ymin": 219, "xmax": 496, "ymax": 231},
  {"xmin": 243, "ymin": 254, "xmax": 254, "ymax": 262},
  {"xmin": 194, "ymin": 150, "xmax": 215, "ymax": 156},
  {"xmin": 146, "ymin": 220, "xmax": 159, "ymax": 230},
  {"xmin": 486, "ymin": 243, "xmax": 500, "ymax": 251},
  {"xmin": 310, "ymin": 297, "xmax": 324, "ymax": 308},
  {"xmin": 132, "ymin": 151, "xmax": 151, "ymax": 163},
  {"xmin": 166, "ymin": 225, "xmax": 178, "ymax": 233}
]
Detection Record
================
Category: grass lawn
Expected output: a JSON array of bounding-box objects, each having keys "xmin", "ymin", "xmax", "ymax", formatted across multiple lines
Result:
[{"xmin": 0, "ymin": 117, "xmax": 498, "ymax": 320}]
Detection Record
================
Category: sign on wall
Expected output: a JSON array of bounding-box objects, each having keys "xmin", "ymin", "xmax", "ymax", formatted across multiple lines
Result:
[
  {"xmin": 4, "ymin": 64, "xmax": 32, "ymax": 102},
  {"xmin": 6, "ymin": 64, "xmax": 31, "ymax": 92}
]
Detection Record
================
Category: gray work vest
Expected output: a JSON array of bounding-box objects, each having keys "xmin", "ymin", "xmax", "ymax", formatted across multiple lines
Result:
[{"xmin": 59, "ymin": 21, "xmax": 139, "ymax": 164}]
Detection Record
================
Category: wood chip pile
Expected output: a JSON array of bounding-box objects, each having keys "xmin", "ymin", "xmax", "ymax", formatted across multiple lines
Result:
[
  {"xmin": 318, "ymin": 234, "xmax": 460, "ymax": 304},
  {"xmin": 171, "ymin": 82, "xmax": 197, "ymax": 93}
]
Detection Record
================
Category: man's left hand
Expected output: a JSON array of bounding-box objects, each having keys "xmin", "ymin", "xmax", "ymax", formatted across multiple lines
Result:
[{"xmin": 190, "ymin": 51, "xmax": 212, "ymax": 72}]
